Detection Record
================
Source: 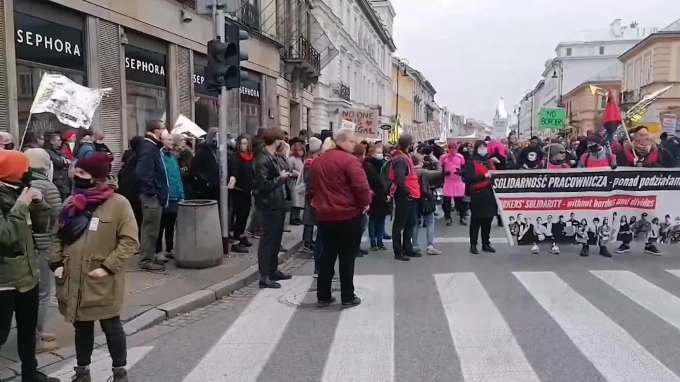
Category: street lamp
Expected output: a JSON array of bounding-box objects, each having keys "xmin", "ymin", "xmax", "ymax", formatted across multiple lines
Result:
[
  {"xmin": 551, "ymin": 59, "xmax": 564, "ymax": 108},
  {"xmin": 524, "ymin": 89, "xmax": 534, "ymax": 138},
  {"xmin": 514, "ymin": 105, "xmax": 521, "ymax": 138}
]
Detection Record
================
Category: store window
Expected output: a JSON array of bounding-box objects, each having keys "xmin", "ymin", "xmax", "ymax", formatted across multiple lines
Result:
[
  {"xmin": 125, "ymin": 45, "xmax": 168, "ymax": 138},
  {"xmin": 193, "ymin": 58, "xmax": 262, "ymax": 135},
  {"xmin": 14, "ymin": 11, "xmax": 85, "ymax": 138}
]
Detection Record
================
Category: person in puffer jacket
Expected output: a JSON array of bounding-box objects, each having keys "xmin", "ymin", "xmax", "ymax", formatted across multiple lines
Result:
[
  {"xmin": 24, "ymin": 148, "xmax": 63, "ymax": 353},
  {"xmin": 155, "ymin": 131, "xmax": 185, "ymax": 262}
]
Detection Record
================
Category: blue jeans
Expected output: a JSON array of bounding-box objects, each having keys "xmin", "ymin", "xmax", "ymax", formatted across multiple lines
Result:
[
  {"xmin": 303, "ymin": 224, "xmax": 314, "ymax": 246},
  {"xmin": 413, "ymin": 212, "xmax": 435, "ymax": 248},
  {"xmin": 313, "ymin": 226, "xmax": 323, "ymax": 271},
  {"xmin": 368, "ymin": 215, "xmax": 386, "ymax": 246}
]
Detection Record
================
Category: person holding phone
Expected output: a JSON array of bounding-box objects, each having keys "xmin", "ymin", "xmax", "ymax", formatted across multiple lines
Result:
[{"xmin": 0, "ymin": 150, "xmax": 58, "ymax": 382}]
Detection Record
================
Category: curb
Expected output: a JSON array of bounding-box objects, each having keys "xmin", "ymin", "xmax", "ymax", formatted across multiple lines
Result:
[
  {"xmin": 0, "ymin": 241, "xmax": 303, "ymax": 380},
  {"xmin": 123, "ymin": 240, "xmax": 303, "ymax": 335}
]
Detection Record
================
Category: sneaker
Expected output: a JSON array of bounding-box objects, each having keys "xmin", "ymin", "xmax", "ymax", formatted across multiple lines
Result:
[
  {"xmin": 531, "ymin": 244, "xmax": 540, "ymax": 254},
  {"xmin": 36, "ymin": 339, "xmax": 57, "ymax": 353},
  {"xmin": 599, "ymin": 246, "xmax": 613, "ymax": 258},
  {"xmin": 580, "ymin": 245, "xmax": 589, "ymax": 257},
  {"xmin": 445, "ymin": 219, "xmax": 453, "ymax": 226},
  {"xmin": 22, "ymin": 371, "xmax": 61, "ymax": 382},
  {"xmin": 155, "ymin": 253, "xmax": 168, "ymax": 263},
  {"xmin": 394, "ymin": 254, "xmax": 410, "ymax": 261},
  {"xmin": 108, "ymin": 366, "xmax": 128, "ymax": 382},
  {"xmin": 644, "ymin": 244, "xmax": 662, "ymax": 256},
  {"xmin": 459, "ymin": 218, "xmax": 468, "ymax": 226},
  {"xmin": 550, "ymin": 244, "xmax": 560, "ymax": 255},
  {"xmin": 239, "ymin": 238, "xmax": 253, "ymax": 248},
  {"xmin": 313, "ymin": 268, "xmax": 319, "ymax": 278},
  {"xmin": 140, "ymin": 261, "xmax": 165, "ymax": 272},
  {"xmin": 165, "ymin": 251, "xmax": 175, "ymax": 259},
  {"xmin": 406, "ymin": 252, "xmax": 422, "ymax": 258},
  {"xmin": 377, "ymin": 244, "xmax": 388, "ymax": 250},
  {"xmin": 39, "ymin": 332, "xmax": 57, "ymax": 342},
  {"xmin": 370, "ymin": 245, "xmax": 379, "ymax": 251},
  {"xmin": 615, "ymin": 243, "xmax": 630, "ymax": 254},
  {"xmin": 259, "ymin": 276, "xmax": 281, "ymax": 289},
  {"xmin": 427, "ymin": 245, "xmax": 442, "ymax": 255}
]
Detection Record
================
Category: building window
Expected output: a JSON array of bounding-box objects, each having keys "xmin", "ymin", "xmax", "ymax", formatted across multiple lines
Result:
[
  {"xmin": 599, "ymin": 95, "xmax": 607, "ymax": 109},
  {"xmin": 643, "ymin": 53, "xmax": 652, "ymax": 85},
  {"xmin": 626, "ymin": 63, "xmax": 634, "ymax": 89},
  {"xmin": 599, "ymin": 46, "xmax": 605, "ymax": 55},
  {"xmin": 566, "ymin": 47, "xmax": 572, "ymax": 56},
  {"xmin": 634, "ymin": 59, "xmax": 642, "ymax": 89}
]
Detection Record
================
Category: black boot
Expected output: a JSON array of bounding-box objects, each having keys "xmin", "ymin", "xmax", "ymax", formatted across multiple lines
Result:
[
  {"xmin": 497, "ymin": 215, "xmax": 504, "ymax": 227},
  {"xmin": 470, "ymin": 245, "xmax": 479, "ymax": 254},
  {"xmin": 580, "ymin": 244, "xmax": 589, "ymax": 257},
  {"xmin": 482, "ymin": 244, "xmax": 496, "ymax": 253},
  {"xmin": 231, "ymin": 243, "xmax": 249, "ymax": 253},
  {"xmin": 445, "ymin": 218, "xmax": 453, "ymax": 226},
  {"xmin": 69, "ymin": 367, "xmax": 91, "ymax": 382},
  {"xmin": 459, "ymin": 217, "xmax": 467, "ymax": 226},
  {"xmin": 599, "ymin": 246, "xmax": 612, "ymax": 258},
  {"xmin": 239, "ymin": 237, "xmax": 253, "ymax": 248},
  {"xmin": 111, "ymin": 367, "xmax": 128, "ymax": 382}
]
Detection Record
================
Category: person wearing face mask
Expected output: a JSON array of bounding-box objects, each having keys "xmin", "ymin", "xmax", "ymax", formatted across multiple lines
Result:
[
  {"xmin": 464, "ymin": 140, "xmax": 497, "ymax": 254},
  {"xmin": 577, "ymin": 134, "xmax": 617, "ymax": 169},
  {"xmin": 51, "ymin": 152, "xmax": 138, "ymax": 382},
  {"xmin": 308, "ymin": 129, "xmax": 370, "ymax": 307},
  {"xmin": 440, "ymin": 142, "xmax": 466, "ymax": 226},
  {"xmin": 617, "ymin": 125, "xmax": 673, "ymax": 168},
  {"xmin": 0, "ymin": 150, "xmax": 57, "ymax": 382},
  {"xmin": 363, "ymin": 143, "xmax": 391, "ymax": 251},
  {"xmin": 518, "ymin": 136, "xmax": 544, "ymax": 169},
  {"xmin": 544, "ymin": 143, "xmax": 571, "ymax": 169},
  {"xmin": 388, "ymin": 134, "xmax": 421, "ymax": 261},
  {"xmin": 253, "ymin": 127, "xmax": 294, "ymax": 289},
  {"xmin": 0, "ymin": 132, "xmax": 14, "ymax": 151}
]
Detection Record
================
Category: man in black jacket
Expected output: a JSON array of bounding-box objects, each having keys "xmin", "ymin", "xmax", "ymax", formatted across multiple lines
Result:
[{"xmin": 135, "ymin": 120, "xmax": 168, "ymax": 271}]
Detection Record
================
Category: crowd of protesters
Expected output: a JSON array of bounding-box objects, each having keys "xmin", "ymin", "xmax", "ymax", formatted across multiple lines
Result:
[{"xmin": 1, "ymin": 116, "xmax": 680, "ymax": 381}]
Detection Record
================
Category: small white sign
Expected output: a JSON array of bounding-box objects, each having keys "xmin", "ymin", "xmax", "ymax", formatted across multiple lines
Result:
[
  {"xmin": 340, "ymin": 119, "xmax": 356, "ymax": 131},
  {"xmin": 662, "ymin": 114, "xmax": 677, "ymax": 135}
]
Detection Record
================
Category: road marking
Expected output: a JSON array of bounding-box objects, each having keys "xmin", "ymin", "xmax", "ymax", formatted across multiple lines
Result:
[
  {"xmin": 362, "ymin": 237, "xmax": 509, "ymax": 244},
  {"xmin": 182, "ymin": 276, "xmax": 314, "ymax": 382},
  {"xmin": 434, "ymin": 273, "xmax": 539, "ymax": 382},
  {"xmin": 50, "ymin": 346, "xmax": 154, "ymax": 381},
  {"xmin": 665, "ymin": 269, "xmax": 680, "ymax": 279},
  {"xmin": 593, "ymin": 270, "xmax": 680, "ymax": 331},
  {"xmin": 322, "ymin": 275, "xmax": 394, "ymax": 382},
  {"xmin": 515, "ymin": 271, "xmax": 680, "ymax": 382}
]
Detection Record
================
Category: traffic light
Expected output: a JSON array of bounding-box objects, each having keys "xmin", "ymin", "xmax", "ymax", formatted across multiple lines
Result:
[
  {"xmin": 224, "ymin": 23, "xmax": 249, "ymax": 90},
  {"xmin": 204, "ymin": 24, "xmax": 249, "ymax": 92}
]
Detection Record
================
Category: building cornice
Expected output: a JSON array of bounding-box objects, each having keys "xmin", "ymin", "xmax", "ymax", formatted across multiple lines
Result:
[
  {"xmin": 356, "ymin": 0, "xmax": 397, "ymax": 51},
  {"xmin": 619, "ymin": 31, "xmax": 680, "ymax": 61},
  {"xmin": 562, "ymin": 80, "xmax": 620, "ymax": 99}
]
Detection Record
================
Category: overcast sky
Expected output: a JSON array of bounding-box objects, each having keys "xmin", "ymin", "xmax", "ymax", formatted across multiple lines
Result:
[{"xmin": 389, "ymin": 0, "xmax": 680, "ymax": 124}]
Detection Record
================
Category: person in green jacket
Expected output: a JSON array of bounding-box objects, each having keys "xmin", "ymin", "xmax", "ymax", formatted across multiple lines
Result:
[{"xmin": 0, "ymin": 149, "xmax": 58, "ymax": 382}]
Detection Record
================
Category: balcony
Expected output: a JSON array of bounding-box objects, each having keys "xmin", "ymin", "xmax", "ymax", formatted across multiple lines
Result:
[
  {"xmin": 284, "ymin": 36, "xmax": 321, "ymax": 73},
  {"xmin": 239, "ymin": 1, "xmax": 261, "ymax": 32},
  {"xmin": 332, "ymin": 82, "xmax": 351, "ymax": 101}
]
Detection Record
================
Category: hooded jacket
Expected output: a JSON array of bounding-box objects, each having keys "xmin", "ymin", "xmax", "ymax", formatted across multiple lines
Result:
[
  {"xmin": 0, "ymin": 182, "xmax": 50, "ymax": 292},
  {"xmin": 135, "ymin": 134, "xmax": 169, "ymax": 205}
]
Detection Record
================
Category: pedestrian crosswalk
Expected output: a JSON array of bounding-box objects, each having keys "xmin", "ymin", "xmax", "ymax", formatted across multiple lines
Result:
[{"xmin": 41, "ymin": 268, "xmax": 680, "ymax": 382}]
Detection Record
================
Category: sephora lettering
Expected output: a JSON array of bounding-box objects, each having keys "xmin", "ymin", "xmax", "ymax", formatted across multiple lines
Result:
[
  {"xmin": 16, "ymin": 29, "xmax": 81, "ymax": 56},
  {"xmin": 126, "ymin": 58, "xmax": 166, "ymax": 76}
]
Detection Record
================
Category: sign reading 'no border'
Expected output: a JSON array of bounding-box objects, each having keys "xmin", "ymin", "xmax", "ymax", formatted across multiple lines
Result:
[{"xmin": 539, "ymin": 107, "xmax": 566, "ymax": 130}]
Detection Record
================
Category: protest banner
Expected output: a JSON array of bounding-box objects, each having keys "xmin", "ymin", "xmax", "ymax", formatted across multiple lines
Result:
[
  {"xmin": 341, "ymin": 108, "xmax": 379, "ymax": 138},
  {"xmin": 172, "ymin": 115, "xmax": 207, "ymax": 137},
  {"xmin": 492, "ymin": 168, "xmax": 680, "ymax": 247}
]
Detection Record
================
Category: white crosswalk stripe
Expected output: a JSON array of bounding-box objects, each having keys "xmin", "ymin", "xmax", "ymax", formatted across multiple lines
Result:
[
  {"xmin": 54, "ymin": 269, "xmax": 680, "ymax": 382},
  {"xmin": 515, "ymin": 271, "xmax": 680, "ymax": 382},
  {"xmin": 435, "ymin": 273, "xmax": 540, "ymax": 382},
  {"xmin": 361, "ymin": 237, "xmax": 509, "ymax": 243},
  {"xmin": 321, "ymin": 275, "xmax": 395, "ymax": 382}
]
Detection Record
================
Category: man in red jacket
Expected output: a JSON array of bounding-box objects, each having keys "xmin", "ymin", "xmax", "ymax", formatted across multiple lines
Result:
[{"xmin": 308, "ymin": 129, "xmax": 371, "ymax": 308}]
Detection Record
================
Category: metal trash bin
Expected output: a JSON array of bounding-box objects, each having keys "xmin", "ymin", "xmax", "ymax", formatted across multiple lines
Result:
[{"xmin": 175, "ymin": 200, "xmax": 223, "ymax": 269}]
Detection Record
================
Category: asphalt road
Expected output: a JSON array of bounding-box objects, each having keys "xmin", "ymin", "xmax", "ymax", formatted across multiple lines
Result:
[{"xmin": 36, "ymin": 219, "xmax": 680, "ymax": 382}]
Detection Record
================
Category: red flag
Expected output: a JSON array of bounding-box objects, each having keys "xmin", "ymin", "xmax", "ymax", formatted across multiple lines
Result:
[{"xmin": 600, "ymin": 90, "xmax": 621, "ymax": 146}]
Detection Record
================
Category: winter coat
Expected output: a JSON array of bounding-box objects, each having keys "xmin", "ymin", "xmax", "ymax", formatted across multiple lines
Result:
[
  {"xmin": 29, "ymin": 171, "xmax": 62, "ymax": 252},
  {"xmin": 50, "ymin": 194, "xmax": 139, "ymax": 323},
  {"xmin": 161, "ymin": 148, "xmax": 185, "ymax": 202},
  {"xmin": 464, "ymin": 155, "xmax": 498, "ymax": 219},
  {"xmin": 287, "ymin": 156, "xmax": 305, "ymax": 208},
  {"xmin": 191, "ymin": 142, "xmax": 220, "ymax": 200},
  {"xmin": 0, "ymin": 182, "xmax": 50, "ymax": 292},
  {"xmin": 75, "ymin": 142, "xmax": 95, "ymax": 160},
  {"xmin": 302, "ymin": 158, "xmax": 317, "ymax": 226},
  {"xmin": 45, "ymin": 147, "xmax": 71, "ymax": 198},
  {"xmin": 364, "ymin": 157, "xmax": 391, "ymax": 218},
  {"xmin": 440, "ymin": 152, "xmax": 465, "ymax": 198},
  {"xmin": 135, "ymin": 136, "xmax": 169, "ymax": 205}
]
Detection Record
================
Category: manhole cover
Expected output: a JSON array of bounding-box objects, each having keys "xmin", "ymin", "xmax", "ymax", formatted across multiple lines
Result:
[{"xmin": 280, "ymin": 280, "xmax": 366, "ymax": 311}]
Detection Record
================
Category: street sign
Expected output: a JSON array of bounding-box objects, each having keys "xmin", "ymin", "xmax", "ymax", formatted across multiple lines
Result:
[{"xmin": 539, "ymin": 107, "xmax": 566, "ymax": 130}]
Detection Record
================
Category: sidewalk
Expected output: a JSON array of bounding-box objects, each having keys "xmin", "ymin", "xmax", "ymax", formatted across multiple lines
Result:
[{"xmin": 0, "ymin": 224, "xmax": 304, "ymax": 381}]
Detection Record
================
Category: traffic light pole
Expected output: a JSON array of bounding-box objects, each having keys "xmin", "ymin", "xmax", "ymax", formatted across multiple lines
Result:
[{"xmin": 215, "ymin": 8, "xmax": 230, "ymax": 251}]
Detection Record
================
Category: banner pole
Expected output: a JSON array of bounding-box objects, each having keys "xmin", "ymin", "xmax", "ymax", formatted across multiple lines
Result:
[{"xmin": 18, "ymin": 113, "xmax": 33, "ymax": 150}]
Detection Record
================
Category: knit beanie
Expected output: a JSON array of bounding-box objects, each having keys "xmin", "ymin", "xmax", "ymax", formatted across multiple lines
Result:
[
  {"xmin": 547, "ymin": 143, "xmax": 566, "ymax": 157},
  {"xmin": 24, "ymin": 148, "xmax": 51, "ymax": 172},
  {"xmin": 0, "ymin": 150, "xmax": 30, "ymax": 182},
  {"xmin": 75, "ymin": 152, "xmax": 110, "ymax": 179},
  {"xmin": 308, "ymin": 137, "xmax": 322, "ymax": 154}
]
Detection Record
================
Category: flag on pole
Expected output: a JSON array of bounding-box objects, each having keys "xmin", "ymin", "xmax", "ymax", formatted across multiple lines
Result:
[{"xmin": 600, "ymin": 89, "xmax": 622, "ymax": 153}]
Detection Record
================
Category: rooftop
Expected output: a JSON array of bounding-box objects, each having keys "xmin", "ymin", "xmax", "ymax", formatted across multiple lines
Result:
[
  {"xmin": 586, "ymin": 62, "xmax": 624, "ymax": 83},
  {"xmin": 558, "ymin": 19, "xmax": 658, "ymax": 44}
]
